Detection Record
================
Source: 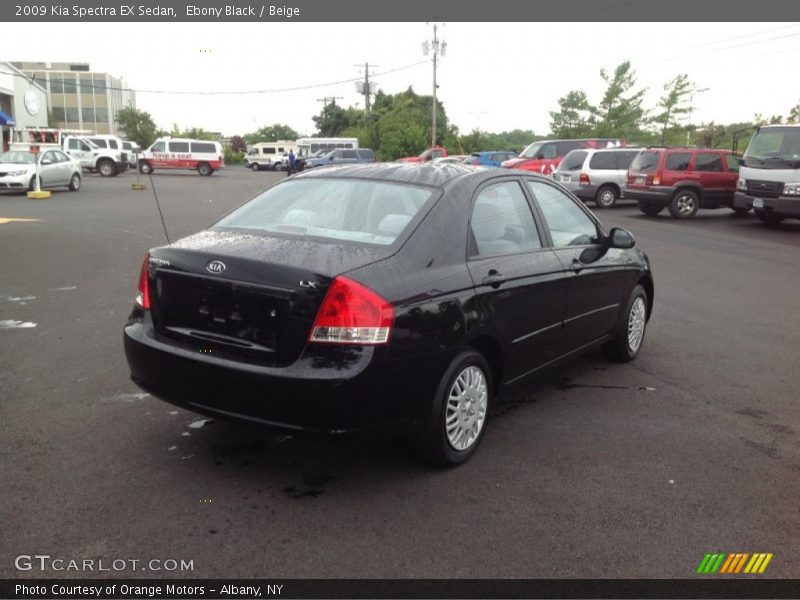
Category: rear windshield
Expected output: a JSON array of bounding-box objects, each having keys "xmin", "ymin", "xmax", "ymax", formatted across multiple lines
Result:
[
  {"xmin": 630, "ymin": 151, "xmax": 660, "ymax": 173},
  {"xmin": 559, "ymin": 150, "xmax": 588, "ymax": 171},
  {"xmin": 214, "ymin": 178, "xmax": 436, "ymax": 246}
]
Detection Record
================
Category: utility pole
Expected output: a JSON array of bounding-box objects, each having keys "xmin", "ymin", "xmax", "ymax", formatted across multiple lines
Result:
[
  {"xmin": 316, "ymin": 96, "xmax": 343, "ymax": 109},
  {"xmin": 355, "ymin": 63, "xmax": 378, "ymax": 115},
  {"xmin": 423, "ymin": 24, "xmax": 446, "ymax": 147}
]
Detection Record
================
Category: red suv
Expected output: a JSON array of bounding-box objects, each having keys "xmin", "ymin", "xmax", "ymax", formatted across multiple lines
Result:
[
  {"xmin": 502, "ymin": 138, "xmax": 622, "ymax": 175},
  {"xmin": 625, "ymin": 148, "xmax": 744, "ymax": 219}
]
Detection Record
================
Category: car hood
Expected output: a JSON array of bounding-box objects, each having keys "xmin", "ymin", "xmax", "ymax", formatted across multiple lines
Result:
[{"xmin": 0, "ymin": 162, "xmax": 35, "ymax": 171}]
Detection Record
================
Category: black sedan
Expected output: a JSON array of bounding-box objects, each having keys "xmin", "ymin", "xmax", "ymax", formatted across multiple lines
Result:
[{"xmin": 124, "ymin": 164, "xmax": 654, "ymax": 466}]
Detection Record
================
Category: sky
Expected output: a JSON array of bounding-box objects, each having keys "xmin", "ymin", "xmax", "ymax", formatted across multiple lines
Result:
[{"xmin": 6, "ymin": 22, "xmax": 800, "ymax": 137}]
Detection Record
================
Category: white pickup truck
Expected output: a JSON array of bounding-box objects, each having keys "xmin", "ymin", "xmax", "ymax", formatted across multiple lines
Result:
[{"xmin": 13, "ymin": 129, "xmax": 127, "ymax": 177}]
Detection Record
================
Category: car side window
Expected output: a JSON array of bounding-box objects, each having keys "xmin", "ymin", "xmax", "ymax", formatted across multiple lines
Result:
[
  {"xmin": 725, "ymin": 155, "xmax": 741, "ymax": 172},
  {"xmin": 470, "ymin": 181, "xmax": 542, "ymax": 257},
  {"xmin": 151, "ymin": 142, "xmax": 165, "ymax": 153},
  {"xmin": 695, "ymin": 153, "xmax": 723, "ymax": 172},
  {"xmin": 55, "ymin": 151, "xmax": 70, "ymax": 162},
  {"xmin": 526, "ymin": 180, "xmax": 599, "ymax": 247},
  {"xmin": 665, "ymin": 152, "xmax": 691, "ymax": 171},
  {"xmin": 539, "ymin": 144, "xmax": 557, "ymax": 159},
  {"xmin": 42, "ymin": 151, "xmax": 57, "ymax": 163}
]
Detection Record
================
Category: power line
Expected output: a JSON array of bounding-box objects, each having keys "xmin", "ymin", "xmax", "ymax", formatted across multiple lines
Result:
[{"xmin": 0, "ymin": 60, "xmax": 428, "ymax": 96}]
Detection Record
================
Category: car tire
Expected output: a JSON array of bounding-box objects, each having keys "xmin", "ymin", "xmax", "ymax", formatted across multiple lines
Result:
[
  {"xmin": 668, "ymin": 189, "xmax": 699, "ymax": 219},
  {"xmin": 68, "ymin": 173, "xmax": 81, "ymax": 192},
  {"xmin": 251, "ymin": 163, "xmax": 260, "ymax": 172},
  {"xmin": 139, "ymin": 161, "xmax": 152, "ymax": 175},
  {"xmin": 637, "ymin": 201, "xmax": 663, "ymax": 216},
  {"xmin": 197, "ymin": 162, "xmax": 212, "ymax": 176},
  {"xmin": 409, "ymin": 349, "xmax": 492, "ymax": 467},
  {"xmin": 603, "ymin": 284, "xmax": 648, "ymax": 363},
  {"xmin": 595, "ymin": 185, "xmax": 618, "ymax": 209},
  {"xmin": 97, "ymin": 159, "xmax": 117, "ymax": 177},
  {"xmin": 754, "ymin": 209, "xmax": 785, "ymax": 227}
]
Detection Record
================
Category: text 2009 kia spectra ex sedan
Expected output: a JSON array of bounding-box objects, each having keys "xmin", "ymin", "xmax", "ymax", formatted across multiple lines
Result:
[{"xmin": 124, "ymin": 163, "xmax": 654, "ymax": 466}]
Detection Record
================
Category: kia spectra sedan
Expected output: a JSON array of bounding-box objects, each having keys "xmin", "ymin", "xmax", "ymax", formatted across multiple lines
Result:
[{"xmin": 124, "ymin": 163, "xmax": 654, "ymax": 466}]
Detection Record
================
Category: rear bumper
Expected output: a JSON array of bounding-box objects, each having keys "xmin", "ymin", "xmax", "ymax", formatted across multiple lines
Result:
[
  {"xmin": 734, "ymin": 192, "xmax": 800, "ymax": 216},
  {"xmin": 123, "ymin": 315, "xmax": 444, "ymax": 434}
]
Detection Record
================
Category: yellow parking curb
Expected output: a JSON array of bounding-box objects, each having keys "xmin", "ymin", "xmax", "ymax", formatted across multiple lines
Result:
[
  {"xmin": 131, "ymin": 183, "xmax": 147, "ymax": 190},
  {"xmin": 27, "ymin": 191, "xmax": 51, "ymax": 199}
]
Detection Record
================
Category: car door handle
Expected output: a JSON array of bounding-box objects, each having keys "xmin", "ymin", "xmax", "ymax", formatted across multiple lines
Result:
[{"xmin": 482, "ymin": 270, "xmax": 506, "ymax": 288}]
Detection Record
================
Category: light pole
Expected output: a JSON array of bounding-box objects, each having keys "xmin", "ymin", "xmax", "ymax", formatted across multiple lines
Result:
[{"xmin": 423, "ymin": 24, "xmax": 447, "ymax": 148}]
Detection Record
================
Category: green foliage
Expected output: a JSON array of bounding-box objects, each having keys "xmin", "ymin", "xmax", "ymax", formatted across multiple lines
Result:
[
  {"xmin": 653, "ymin": 74, "xmax": 699, "ymax": 145},
  {"xmin": 788, "ymin": 101, "xmax": 800, "ymax": 124},
  {"xmin": 594, "ymin": 61, "xmax": 648, "ymax": 139},
  {"xmin": 115, "ymin": 106, "xmax": 159, "ymax": 148},
  {"xmin": 550, "ymin": 91, "xmax": 596, "ymax": 138},
  {"xmin": 223, "ymin": 146, "xmax": 245, "ymax": 165},
  {"xmin": 244, "ymin": 124, "xmax": 300, "ymax": 144},
  {"xmin": 167, "ymin": 125, "xmax": 216, "ymax": 140},
  {"xmin": 312, "ymin": 102, "xmax": 352, "ymax": 137}
]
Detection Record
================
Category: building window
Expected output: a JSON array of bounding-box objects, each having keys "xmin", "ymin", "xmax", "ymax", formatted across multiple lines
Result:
[
  {"xmin": 95, "ymin": 107, "xmax": 108, "ymax": 122},
  {"xmin": 52, "ymin": 107, "xmax": 65, "ymax": 122},
  {"xmin": 63, "ymin": 76, "xmax": 77, "ymax": 94},
  {"xmin": 82, "ymin": 107, "xmax": 96, "ymax": 122},
  {"xmin": 50, "ymin": 75, "xmax": 63, "ymax": 93},
  {"xmin": 65, "ymin": 107, "xmax": 79, "ymax": 124}
]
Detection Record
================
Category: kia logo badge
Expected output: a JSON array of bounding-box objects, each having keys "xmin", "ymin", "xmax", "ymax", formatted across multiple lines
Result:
[{"xmin": 206, "ymin": 260, "xmax": 226, "ymax": 274}]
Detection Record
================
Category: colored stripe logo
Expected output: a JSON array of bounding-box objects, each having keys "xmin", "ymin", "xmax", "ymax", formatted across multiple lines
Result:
[{"xmin": 697, "ymin": 553, "xmax": 773, "ymax": 574}]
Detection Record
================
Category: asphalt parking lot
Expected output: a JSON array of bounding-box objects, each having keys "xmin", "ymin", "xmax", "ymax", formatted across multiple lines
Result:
[{"xmin": 1, "ymin": 167, "xmax": 799, "ymax": 579}]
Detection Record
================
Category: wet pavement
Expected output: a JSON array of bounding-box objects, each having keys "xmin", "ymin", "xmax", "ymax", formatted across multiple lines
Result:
[{"xmin": 1, "ymin": 168, "xmax": 799, "ymax": 578}]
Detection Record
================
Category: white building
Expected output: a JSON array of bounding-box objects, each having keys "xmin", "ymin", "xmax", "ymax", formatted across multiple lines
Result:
[{"xmin": 0, "ymin": 62, "xmax": 48, "ymax": 151}]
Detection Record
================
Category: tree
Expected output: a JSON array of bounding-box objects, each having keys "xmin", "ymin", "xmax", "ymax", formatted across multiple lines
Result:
[
  {"xmin": 312, "ymin": 102, "xmax": 351, "ymax": 137},
  {"xmin": 244, "ymin": 124, "xmax": 299, "ymax": 144},
  {"xmin": 594, "ymin": 61, "xmax": 648, "ymax": 139},
  {"xmin": 115, "ymin": 106, "xmax": 159, "ymax": 148},
  {"xmin": 653, "ymin": 74, "xmax": 698, "ymax": 145},
  {"xmin": 229, "ymin": 135, "xmax": 247, "ymax": 152},
  {"xmin": 788, "ymin": 100, "xmax": 800, "ymax": 124},
  {"xmin": 549, "ymin": 90, "xmax": 596, "ymax": 138}
]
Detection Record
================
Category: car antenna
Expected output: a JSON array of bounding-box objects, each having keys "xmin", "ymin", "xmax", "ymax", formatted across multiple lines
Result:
[{"xmin": 148, "ymin": 172, "xmax": 171, "ymax": 244}]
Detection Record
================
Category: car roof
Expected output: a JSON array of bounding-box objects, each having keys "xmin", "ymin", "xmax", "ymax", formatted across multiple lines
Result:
[{"xmin": 293, "ymin": 162, "xmax": 551, "ymax": 188}]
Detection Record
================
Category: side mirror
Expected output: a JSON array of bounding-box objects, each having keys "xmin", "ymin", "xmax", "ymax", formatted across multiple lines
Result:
[{"xmin": 607, "ymin": 227, "xmax": 635, "ymax": 249}]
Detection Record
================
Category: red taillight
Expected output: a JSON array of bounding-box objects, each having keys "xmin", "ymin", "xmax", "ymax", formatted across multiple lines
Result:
[
  {"xmin": 135, "ymin": 253, "xmax": 150, "ymax": 309},
  {"xmin": 309, "ymin": 276, "xmax": 394, "ymax": 345},
  {"xmin": 579, "ymin": 173, "xmax": 590, "ymax": 185}
]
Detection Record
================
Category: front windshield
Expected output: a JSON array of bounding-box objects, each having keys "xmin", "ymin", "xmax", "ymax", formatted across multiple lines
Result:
[
  {"xmin": 0, "ymin": 151, "xmax": 35, "ymax": 164},
  {"xmin": 743, "ymin": 127, "xmax": 800, "ymax": 168},
  {"xmin": 519, "ymin": 142, "xmax": 544, "ymax": 159},
  {"xmin": 214, "ymin": 178, "xmax": 435, "ymax": 246}
]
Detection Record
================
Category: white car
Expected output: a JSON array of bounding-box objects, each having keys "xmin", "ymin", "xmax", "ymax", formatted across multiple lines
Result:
[{"xmin": 0, "ymin": 148, "xmax": 82, "ymax": 192}]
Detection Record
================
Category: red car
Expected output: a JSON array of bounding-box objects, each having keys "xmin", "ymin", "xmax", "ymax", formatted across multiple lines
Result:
[
  {"xmin": 625, "ymin": 147, "xmax": 744, "ymax": 219},
  {"xmin": 397, "ymin": 146, "xmax": 448, "ymax": 163},
  {"xmin": 502, "ymin": 138, "xmax": 622, "ymax": 175}
]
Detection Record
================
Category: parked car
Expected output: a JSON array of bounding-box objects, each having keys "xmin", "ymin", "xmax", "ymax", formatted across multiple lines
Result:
[
  {"xmin": 553, "ymin": 147, "xmax": 640, "ymax": 208},
  {"xmin": 86, "ymin": 135, "xmax": 129, "ymax": 172},
  {"xmin": 0, "ymin": 148, "xmax": 81, "ymax": 192},
  {"xmin": 733, "ymin": 124, "xmax": 800, "ymax": 226},
  {"xmin": 304, "ymin": 148, "xmax": 376, "ymax": 169},
  {"xmin": 465, "ymin": 151, "xmax": 519, "ymax": 168},
  {"xmin": 625, "ymin": 147, "xmax": 744, "ymax": 219},
  {"xmin": 432, "ymin": 155, "xmax": 468, "ymax": 165},
  {"xmin": 121, "ymin": 141, "xmax": 142, "ymax": 169},
  {"xmin": 124, "ymin": 164, "xmax": 653, "ymax": 466},
  {"xmin": 502, "ymin": 139, "xmax": 623, "ymax": 175},
  {"xmin": 397, "ymin": 146, "xmax": 448, "ymax": 163}
]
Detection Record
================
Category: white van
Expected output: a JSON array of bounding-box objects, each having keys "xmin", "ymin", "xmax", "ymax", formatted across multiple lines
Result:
[
  {"xmin": 245, "ymin": 141, "xmax": 298, "ymax": 171},
  {"xmin": 139, "ymin": 137, "xmax": 225, "ymax": 176},
  {"xmin": 296, "ymin": 137, "xmax": 358, "ymax": 157}
]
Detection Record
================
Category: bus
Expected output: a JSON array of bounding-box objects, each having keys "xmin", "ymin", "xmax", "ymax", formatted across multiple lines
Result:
[{"xmin": 295, "ymin": 137, "xmax": 359, "ymax": 157}]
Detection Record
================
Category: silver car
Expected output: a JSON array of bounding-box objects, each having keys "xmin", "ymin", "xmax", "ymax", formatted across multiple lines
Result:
[
  {"xmin": 0, "ymin": 148, "xmax": 82, "ymax": 192},
  {"xmin": 553, "ymin": 147, "xmax": 640, "ymax": 208}
]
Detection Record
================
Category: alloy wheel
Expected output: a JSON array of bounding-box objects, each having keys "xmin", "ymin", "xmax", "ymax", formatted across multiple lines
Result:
[
  {"xmin": 627, "ymin": 297, "xmax": 646, "ymax": 353},
  {"xmin": 445, "ymin": 366, "xmax": 488, "ymax": 451}
]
